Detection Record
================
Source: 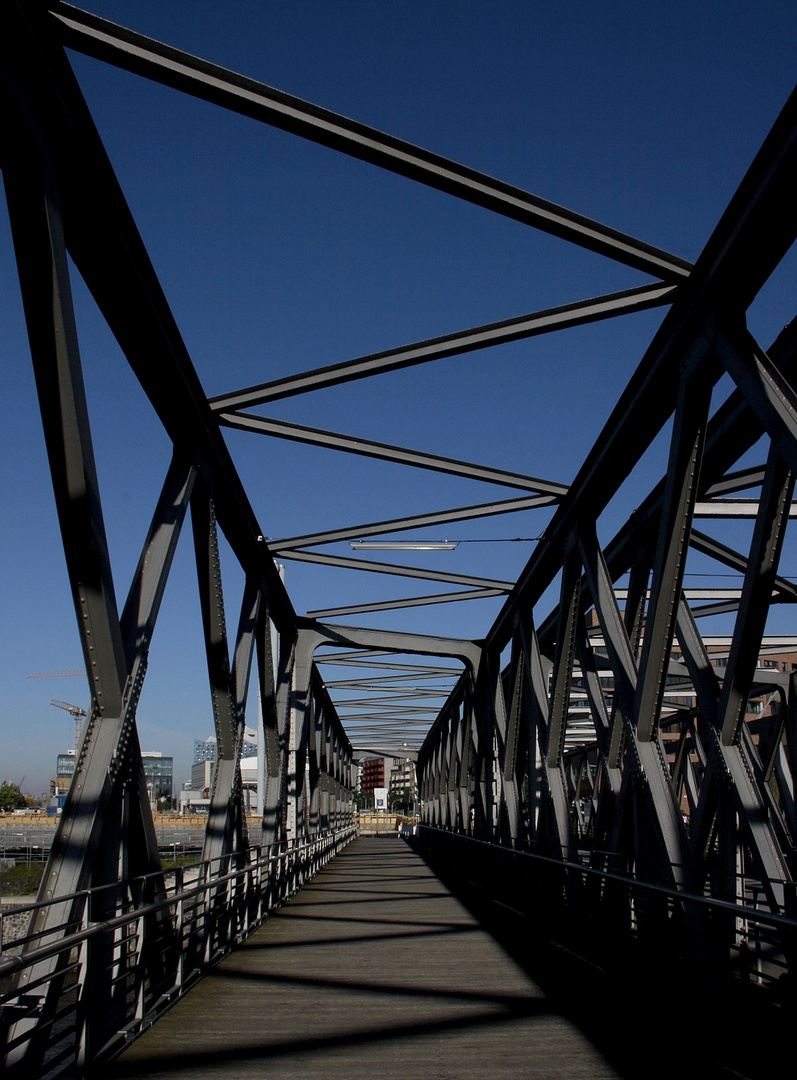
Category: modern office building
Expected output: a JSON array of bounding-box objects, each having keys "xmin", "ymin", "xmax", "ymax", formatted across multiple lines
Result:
[
  {"xmin": 193, "ymin": 736, "xmax": 217, "ymax": 764},
  {"xmin": 141, "ymin": 752, "xmax": 174, "ymax": 804},
  {"xmin": 52, "ymin": 748, "xmax": 173, "ymax": 808},
  {"xmin": 191, "ymin": 758, "xmax": 214, "ymax": 794},
  {"xmin": 50, "ymin": 749, "xmax": 76, "ymax": 802},
  {"xmin": 195, "ymin": 732, "xmax": 258, "ymax": 762}
]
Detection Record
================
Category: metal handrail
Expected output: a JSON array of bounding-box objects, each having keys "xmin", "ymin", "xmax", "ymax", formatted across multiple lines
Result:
[
  {"xmin": 1, "ymin": 833, "xmax": 341, "ymax": 938},
  {"xmin": 0, "ymin": 825, "xmax": 357, "ymax": 1078},
  {"xmin": 0, "ymin": 838, "xmax": 323, "ymax": 975},
  {"xmin": 414, "ymin": 826, "xmax": 797, "ymax": 931}
]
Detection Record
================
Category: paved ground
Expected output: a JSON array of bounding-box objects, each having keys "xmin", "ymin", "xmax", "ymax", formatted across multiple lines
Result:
[{"xmin": 106, "ymin": 836, "xmax": 618, "ymax": 1080}]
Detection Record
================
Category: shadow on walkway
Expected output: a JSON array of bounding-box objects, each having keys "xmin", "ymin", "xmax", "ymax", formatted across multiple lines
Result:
[
  {"xmin": 409, "ymin": 836, "xmax": 792, "ymax": 1080},
  {"xmin": 102, "ymin": 837, "xmax": 789, "ymax": 1080}
]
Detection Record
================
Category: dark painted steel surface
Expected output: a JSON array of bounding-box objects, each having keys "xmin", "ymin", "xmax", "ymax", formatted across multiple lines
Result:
[
  {"xmin": 51, "ymin": 4, "xmax": 692, "ymax": 280},
  {"xmin": 2, "ymin": 3, "xmax": 797, "ymax": 1076}
]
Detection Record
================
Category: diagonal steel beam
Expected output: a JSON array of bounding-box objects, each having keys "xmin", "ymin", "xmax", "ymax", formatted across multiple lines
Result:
[
  {"xmin": 676, "ymin": 597, "xmax": 791, "ymax": 910},
  {"xmin": 5, "ymin": 450, "xmax": 195, "ymax": 1072},
  {"xmin": 635, "ymin": 366, "xmax": 713, "ymax": 742},
  {"xmin": 219, "ymin": 411, "xmax": 568, "ymax": 494},
  {"xmin": 191, "ymin": 485, "xmax": 250, "ymax": 861},
  {"xmin": 0, "ymin": 0, "xmax": 296, "ymax": 632},
  {"xmin": 335, "ymin": 694, "xmax": 448, "ymax": 706},
  {"xmin": 338, "ymin": 704, "xmax": 439, "ymax": 715},
  {"xmin": 485, "ymin": 81, "xmax": 797, "ymax": 657},
  {"xmin": 689, "ymin": 528, "xmax": 797, "ymax": 600},
  {"xmin": 270, "ymin": 494, "xmax": 557, "ymax": 552},
  {"xmin": 261, "ymin": 628, "xmax": 295, "ymax": 848},
  {"xmin": 716, "ymin": 326, "xmax": 797, "ymax": 475},
  {"xmin": 320, "ymin": 665, "xmax": 461, "ymax": 678},
  {"xmin": 306, "ymin": 588, "xmax": 505, "ymax": 618},
  {"xmin": 51, "ymin": 3, "xmax": 691, "ymax": 281},
  {"xmin": 704, "ymin": 465, "xmax": 767, "ymax": 496},
  {"xmin": 211, "ymin": 284, "xmax": 677, "ymax": 410},
  {"xmin": 546, "ymin": 535, "xmax": 582, "ymax": 768},
  {"xmin": 281, "ymin": 548, "xmax": 514, "ymax": 589},
  {"xmin": 3, "ymin": 145, "xmax": 192, "ymax": 934},
  {"xmin": 537, "ymin": 321, "xmax": 797, "ymax": 659},
  {"xmin": 309, "ymin": 619, "xmax": 482, "ymax": 671},
  {"xmin": 325, "ymin": 679, "xmax": 459, "ymax": 693},
  {"xmin": 578, "ymin": 525, "xmax": 692, "ymax": 883},
  {"xmin": 719, "ymin": 448, "xmax": 795, "ymax": 747},
  {"xmin": 4, "ymin": 159, "xmax": 127, "ymax": 717}
]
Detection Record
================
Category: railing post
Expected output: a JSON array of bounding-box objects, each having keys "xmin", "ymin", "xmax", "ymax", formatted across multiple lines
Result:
[
  {"xmin": 74, "ymin": 898, "xmax": 92, "ymax": 1074},
  {"xmin": 174, "ymin": 867, "xmax": 184, "ymax": 993},
  {"xmin": 134, "ymin": 907, "xmax": 146, "ymax": 1027}
]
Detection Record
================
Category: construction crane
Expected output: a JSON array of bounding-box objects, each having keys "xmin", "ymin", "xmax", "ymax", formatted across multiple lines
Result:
[
  {"xmin": 50, "ymin": 700, "xmax": 87, "ymax": 752},
  {"xmin": 26, "ymin": 670, "xmax": 84, "ymax": 679}
]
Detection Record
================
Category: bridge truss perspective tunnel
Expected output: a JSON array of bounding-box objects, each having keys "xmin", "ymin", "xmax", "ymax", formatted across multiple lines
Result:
[{"xmin": 2, "ymin": 3, "xmax": 797, "ymax": 1077}]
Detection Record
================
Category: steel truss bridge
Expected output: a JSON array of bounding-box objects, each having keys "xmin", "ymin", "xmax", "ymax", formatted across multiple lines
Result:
[{"xmin": 2, "ymin": 3, "xmax": 797, "ymax": 1077}]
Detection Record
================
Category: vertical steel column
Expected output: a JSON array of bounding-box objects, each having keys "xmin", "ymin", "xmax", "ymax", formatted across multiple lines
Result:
[
  {"xmin": 456, "ymin": 683, "xmax": 475, "ymax": 833},
  {"xmin": 579, "ymin": 526, "xmax": 692, "ymax": 885},
  {"xmin": 191, "ymin": 484, "xmax": 250, "ymax": 863},
  {"xmin": 516, "ymin": 613, "xmax": 573, "ymax": 858},
  {"xmin": 447, "ymin": 701, "xmax": 465, "ymax": 831},
  {"xmin": 710, "ymin": 447, "xmax": 794, "ymax": 908},
  {"xmin": 636, "ymin": 363, "xmax": 713, "ymax": 742},
  {"xmin": 260, "ymin": 627, "xmax": 294, "ymax": 849},
  {"xmin": 286, "ymin": 629, "xmax": 318, "ymax": 842},
  {"xmin": 443, "ymin": 706, "xmax": 461, "ymax": 828},
  {"xmin": 3, "ymin": 160, "xmax": 126, "ymax": 725},
  {"xmin": 719, "ymin": 448, "xmax": 795, "ymax": 746},
  {"xmin": 3, "ymin": 136, "xmax": 194, "ymax": 1074},
  {"xmin": 470, "ymin": 648, "xmax": 501, "ymax": 840},
  {"xmin": 543, "ymin": 537, "xmax": 582, "ymax": 860}
]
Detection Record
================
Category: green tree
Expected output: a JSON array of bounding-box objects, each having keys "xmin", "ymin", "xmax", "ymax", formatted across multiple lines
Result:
[
  {"xmin": 0, "ymin": 780, "xmax": 27, "ymax": 810},
  {"xmin": 389, "ymin": 786, "xmax": 413, "ymax": 813}
]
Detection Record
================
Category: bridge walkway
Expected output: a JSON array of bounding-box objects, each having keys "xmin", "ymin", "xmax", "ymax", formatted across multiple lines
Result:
[{"xmin": 104, "ymin": 836, "xmax": 619, "ymax": 1079}]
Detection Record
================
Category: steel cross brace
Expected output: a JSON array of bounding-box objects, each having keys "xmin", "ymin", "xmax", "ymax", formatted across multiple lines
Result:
[{"xmin": 50, "ymin": 2, "xmax": 691, "ymax": 281}]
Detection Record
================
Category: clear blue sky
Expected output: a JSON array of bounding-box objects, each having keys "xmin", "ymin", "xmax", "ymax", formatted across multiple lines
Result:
[{"xmin": 2, "ymin": 1, "xmax": 796, "ymax": 794}]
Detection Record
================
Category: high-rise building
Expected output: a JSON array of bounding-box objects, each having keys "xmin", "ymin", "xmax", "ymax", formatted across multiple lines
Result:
[
  {"xmin": 359, "ymin": 757, "xmax": 385, "ymax": 793},
  {"xmin": 194, "ymin": 736, "xmax": 217, "ymax": 763},
  {"xmin": 141, "ymin": 752, "xmax": 174, "ymax": 803},
  {"xmin": 194, "ymin": 730, "xmax": 257, "ymax": 767},
  {"xmin": 51, "ymin": 749, "xmax": 76, "ymax": 801},
  {"xmin": 389, "ymin": 758, "xmax": 417, "ymax": 809},
  {"xmin": 192, "ymin": 758, "xmax": 214, "ymax": 794}
]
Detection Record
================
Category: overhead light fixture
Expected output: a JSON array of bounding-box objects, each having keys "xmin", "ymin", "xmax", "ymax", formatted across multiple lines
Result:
[{"xmin": 349, "ymin": 540, "xmax": 458, "ymax": 550}]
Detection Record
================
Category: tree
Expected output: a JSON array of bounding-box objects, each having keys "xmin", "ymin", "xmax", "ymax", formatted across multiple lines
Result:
[
  {"xmin": 0, "ymin": 781, "xmax": 27, "ymax": 811},
  {"xmin": 389, "ymin": 786, "xmax": 413, "ymax": 814}
]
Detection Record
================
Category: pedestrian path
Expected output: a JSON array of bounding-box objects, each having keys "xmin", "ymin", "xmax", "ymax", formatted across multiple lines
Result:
[{"xmin": 106, "ymin": 836, "xmax": 618, "ymax": 1079}]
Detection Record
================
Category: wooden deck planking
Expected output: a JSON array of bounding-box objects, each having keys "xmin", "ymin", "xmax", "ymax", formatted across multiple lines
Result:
[{"xmin": 105, "ymin": 837, "xmax": 619, "ymax": 1079}]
